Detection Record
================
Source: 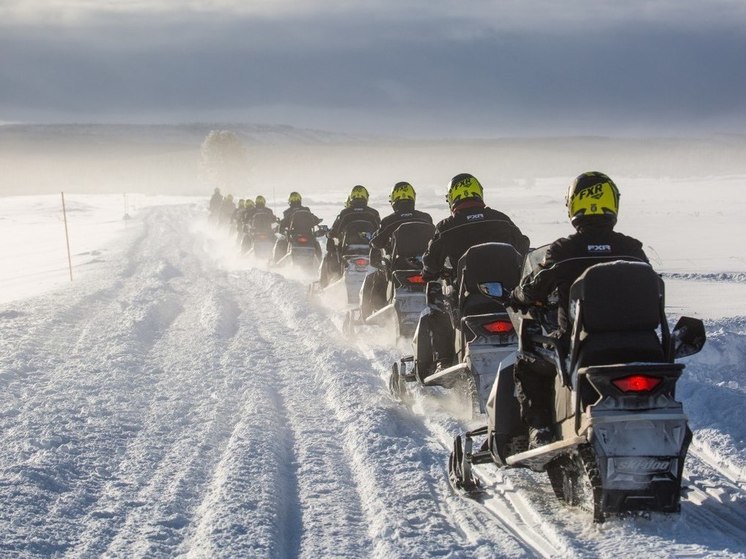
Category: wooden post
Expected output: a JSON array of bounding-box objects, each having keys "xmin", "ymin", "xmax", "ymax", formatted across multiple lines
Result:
[{"xmin": 61, "ymin": 192, "xmax": 73, "ymax": 281}]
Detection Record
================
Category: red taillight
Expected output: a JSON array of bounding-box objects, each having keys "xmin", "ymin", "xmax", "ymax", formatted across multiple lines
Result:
[
  {"xmin": 297, "ymin": 236, "xmax": 308, "ymax": 243},
  {"xmin": 354, "ymin": 258, "xmax": 369, "ymax": 267},
  {"xmin": 612, "ymin": 375, "xmax": 662, "ymax": 393},
  {"xmin": 406, "ymin": 274, "xmax": 425, "ymax": 284},
  {"xmin": 483, "ymin": 320, "xmax": 514, "ymax": 334}
]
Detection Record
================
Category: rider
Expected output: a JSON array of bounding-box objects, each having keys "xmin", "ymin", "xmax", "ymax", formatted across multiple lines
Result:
[
  {"xmin": 242, "ymin": 198, "xmax": 256, "ymax": 225},
  {"xmin": 231, "ymin": 199, "xmax": 246, "ymax": 236},
  {"xmin": 319, "ymin": 185, "xmax": 380, "ymax": 287},
  {"xmin": 360, "ymin": 181, "xmax": 433, "ymax": 317},
  {"xmin": 218, "ymin": 194, "xmax": 236, "ymax": 228},
  {"xmin": 510, "ymin": 171, "xmax": 649, "ymax": 448},
  {"xmin": 417, "ymin": 173, "xmax": 530, "ymax": 374},
  {"xmin": 209, "ymin": 187, "xmax": 223, "ymax": 221},
  {"xmin": 251, "ymin": 195, "xmax": 275, "ymax": 223},
  {"xmin": 274, "ymin": 191, "xmax": 322, "ymax": 263}
]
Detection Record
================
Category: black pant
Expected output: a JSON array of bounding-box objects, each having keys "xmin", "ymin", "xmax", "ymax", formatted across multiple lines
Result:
[
  {"xmin": 319, "ymin": 247, "xmax": 342, "ymax": 287},
  {"xmin": 360, "ymin": 269, "xmax": 388, "ymax": 318},
  {"xmin": 415, "ymin": 308, "xmax": 455, "ymax": 378},
  {"xmin": 513, "ymin": 353, "xmax": 556, "ymax": 428}
]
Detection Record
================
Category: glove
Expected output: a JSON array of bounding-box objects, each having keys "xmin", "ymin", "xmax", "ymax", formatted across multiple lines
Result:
[{"xmin": 506, "ymin": 288, "xmax": 532, "ymax": 313}]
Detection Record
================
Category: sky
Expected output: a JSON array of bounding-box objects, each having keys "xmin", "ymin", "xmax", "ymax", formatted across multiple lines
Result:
[{"xmin": 1, "ymin": 0, "xmax": 746, "ymax": 137}]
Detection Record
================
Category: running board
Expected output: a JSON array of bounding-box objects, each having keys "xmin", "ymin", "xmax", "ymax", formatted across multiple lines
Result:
[
  {"xmin": 423, "ymin": 363, "xmax": 469, "ymax": 386},
  {"xmin": 364, "ymin": 304, "xmax": 396, "ymax": 325},
  {"xmin": 506, "ymin": 435, "xmax": 587, "ymax": 471}
]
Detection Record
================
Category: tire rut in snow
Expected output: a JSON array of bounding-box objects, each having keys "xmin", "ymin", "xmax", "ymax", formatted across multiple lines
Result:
[
  {"xmin": 252, "ymin": 269, "xmax": 541, "ymax": 558},
  {"xmin": 0, "ymin": 209, "xmax": 192, "ymax": 557}
]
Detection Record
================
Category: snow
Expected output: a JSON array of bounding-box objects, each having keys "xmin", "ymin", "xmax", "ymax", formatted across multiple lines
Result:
[{"xmin": 1, "ymin": 175, "xmax": 745, "ymax": 558}]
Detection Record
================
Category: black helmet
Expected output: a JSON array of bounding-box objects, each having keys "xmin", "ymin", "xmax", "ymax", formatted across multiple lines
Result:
[{"xmin": 566, "ymin": 171, "xmax": 620, "ymax": 228}]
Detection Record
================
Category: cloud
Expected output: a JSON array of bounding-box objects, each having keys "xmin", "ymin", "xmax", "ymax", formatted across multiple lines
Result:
[{"xmin": 1, "ymin": 1, "xmax": 745, "ymax": 135}]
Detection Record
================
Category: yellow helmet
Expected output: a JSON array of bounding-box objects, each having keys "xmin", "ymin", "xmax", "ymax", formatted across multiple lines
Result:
[
  {"xmin": 349, "ymin": 185, "xmax": 369, "ymax": 203},
  {"xmin": 288, "ymin": 191, "xmax": 302, "ymax": 205},
  {"xmin": 255, "ymin": 195, "xmax": 266, "ymax": 208},
  {"xmin": 566, "ymin": 171, "xmax": 620, "ymax": 226},
  {"xmin": 244, "ymin": 198, "xmax": 255, "ymax": 208},
  {"xmin": 446, "ymin": 173, "xmax": 483, "ymax": 209},
  {"xmin": 390, "ymin": 181, "xmax": 416, "ymax": 205}
]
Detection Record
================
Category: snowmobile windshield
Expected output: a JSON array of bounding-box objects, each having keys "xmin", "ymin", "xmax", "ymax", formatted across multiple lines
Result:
[{"xmin": 522, "ymin": 244, "xmax": 551, "ymax": 278}]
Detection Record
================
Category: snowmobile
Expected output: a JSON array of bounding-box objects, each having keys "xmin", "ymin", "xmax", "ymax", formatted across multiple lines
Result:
[
  {"xmin": 343, "ymin": 221, "xmax": 435, "ymax": 340},
  {"xmin": 391, "ymin": 242, "xmax": 523, "ymax": 416},
  {"xmin": 242, "ymin": 212, "xmax": 278, "ymax": 260},
  {"xmin": 274, "ymin": 211, "xmax": 326, "ymax": 273},
  {"xmin": 310, "ymin": 219, "xmax": 377, "ymax": 305},
  {"xmin": 449, "ymin": 252, "xmax": 706, "ymax": 522}
]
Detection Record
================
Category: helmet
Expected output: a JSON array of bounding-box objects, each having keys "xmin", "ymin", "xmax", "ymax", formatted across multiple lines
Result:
[
  {"xmin": 288, "ymin": 191, "xmax": 302, "ymax": 206},
  {"xmin": 214, "ymin": 187, "xmax": 221, "ymax": 194},
  {"xmin": 255, "ymin": 195, "xmax": 266, "ymax": 208},
  {"xmin": 446, "ymin": 173, "xmax": 483, "ymax": 209},
  {"xmin": 566, "ymin": 171, "xmax": 619, "ymax": 227},
  {"xmin": 349, "ymin": 185, "xmax": 369, "ymax": 204},
  {"xmin": 226, "ymin": 194, "xmax": 233, "ymax": 201},
  {"xmin": 244, "ymin": 198, "xmax": 255, "ymax": 209},
  {"xmin": 238, "ymin": 199, "xmax": 245, "ymax": 208},
  {"xmin": 390, "ymin": 181, "xmax": 416, "ymax": 205}
]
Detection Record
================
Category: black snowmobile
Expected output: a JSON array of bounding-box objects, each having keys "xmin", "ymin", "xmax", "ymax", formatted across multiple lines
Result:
[
  {"xmin": 449, "ymin": 250, "xmax": 706, "ymax": 522},
  {"xmin": 274, "ymin": 211, "xmax": 326, "ymax": 273},
  {"xmin": 310, "ymin": 219, "xmax": 377, "ymax": 304},
  {"xmin": 343, "ymin": 221, "xmax": 435, "ymax": 340},
  {"xmin": 391, "ymin": 242, "xmax": 523, "ymax": 416},
  {"xmin": 241, "ymin": 212, "xmax": 278, "ymax": 260}
]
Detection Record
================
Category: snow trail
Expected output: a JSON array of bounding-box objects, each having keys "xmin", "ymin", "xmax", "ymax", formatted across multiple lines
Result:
[{"xmin": 1, "ymin": 203, "xmax": 745, "ymax": 558}]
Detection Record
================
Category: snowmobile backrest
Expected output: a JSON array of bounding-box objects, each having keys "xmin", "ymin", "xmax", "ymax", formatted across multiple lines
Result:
[
  {"xmin": 251, "ymin": 211, "xmax": 275, "ymax": 233},
  {"xmin": 288, "ymin": 210, "xmax": 317, "ymax": 234},
  {"xmin": 571, "ymin": 261, "xmax": 662, "ymax": 333},
  {"xmin": 391, "ymin": 221, "xmax": 435, "ymax": 257},
  {"xmin": 390, "ymin": 222, "xmax": 435, "ymax": 269},
  {"xmin": 456, "ymin": 243, "xmax": 522, "ymax": 317},
  {"xmin": 341, "ymin": 219, "xmax": 376, "ymax": 253},
  {"xmin": 569, "ymin": 261, "xmax": 668, "ymax": 368}
]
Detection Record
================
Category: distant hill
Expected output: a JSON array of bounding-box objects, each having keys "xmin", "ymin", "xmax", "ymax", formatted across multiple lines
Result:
[
  {"xmin": 1, "ymin": 123, "xmax": 744, "ymax": 196},
  {"xmin": 0, "ymin": 122, "xmax": 373, "ymax": 151}
]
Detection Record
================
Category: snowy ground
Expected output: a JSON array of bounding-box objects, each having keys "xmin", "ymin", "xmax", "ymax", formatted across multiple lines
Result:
[{"xmin": 1, "ymin": 177, "xmax": 745, "ymax": 558}]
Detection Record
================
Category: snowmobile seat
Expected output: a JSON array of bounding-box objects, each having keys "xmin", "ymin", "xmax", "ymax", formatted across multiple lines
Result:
[
  {"xmin": 389, "ymin": 221, "xmax": 435, "ymax": 271},
  {"xmin": 569, "ymin": 261, "xmax": 668, "ymax": 370},
  {"xmin": 340, "ymin": 219, "xmax": 376, "ymax": 256},
  {"xmin": 456, "ymin": 243, "xmax": 523, "ymax": 318}
]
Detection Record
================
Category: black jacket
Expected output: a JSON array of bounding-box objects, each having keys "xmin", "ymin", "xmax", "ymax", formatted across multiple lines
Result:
[
  {"xmin": 422, "ymin": 200, "xmax": 530, "ymax": 281},
  {"xmin": 514, "ymin": 223, "xmax": 649, "ymax": 333},
  {"xmin": 329, "ymin": 204, "xmax": 380, "ymax": 241},
  {"xmin": 370, "ymin": 201, "xmax": 433, "ymax": 254},
  {"xmin": 209, "ymin": 192, "xmax": 222, "ymax": 212}
]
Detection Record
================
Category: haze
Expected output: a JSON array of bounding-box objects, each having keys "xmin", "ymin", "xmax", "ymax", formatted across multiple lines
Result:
[{"xmin": 1, "ymin": 1, "xmax": 745, "ymax": 196}]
